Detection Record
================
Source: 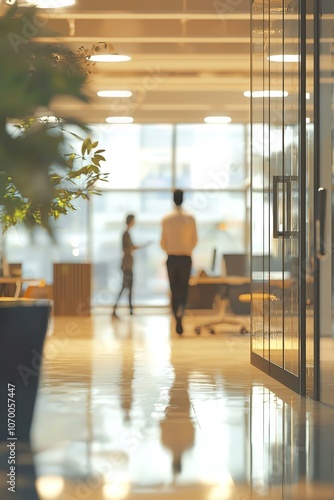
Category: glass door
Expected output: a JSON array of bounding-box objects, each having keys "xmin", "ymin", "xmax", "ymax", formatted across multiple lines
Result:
[
  {"xmin": 250, "ymin": 0, "xmax": 334, "ymax": 402},
  {"xmin": 318, "ymin": 0, "xmax": 334, "ymax": 406},
  {"xmin": 250, "ymin": 0, "xmax": 305, "ymax": 392}
]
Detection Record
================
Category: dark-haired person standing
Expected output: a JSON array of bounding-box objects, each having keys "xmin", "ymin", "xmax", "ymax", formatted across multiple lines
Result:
[
  {"xmin": 112, "ymin": 214, "xmax": 143, "ymax": 318},
  {"xmin": 161, "ymin": 189, "xmax": 198, "ymax": 334}
]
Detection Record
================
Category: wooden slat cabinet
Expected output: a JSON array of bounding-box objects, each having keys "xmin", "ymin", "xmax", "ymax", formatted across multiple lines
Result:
[
  {"xmin": 0, "ymin": 263, "xmax": 22, "ymax": 297},
  {"xmin": 53, "ymin": 263, "xmax": 91, "ymax": 316}
]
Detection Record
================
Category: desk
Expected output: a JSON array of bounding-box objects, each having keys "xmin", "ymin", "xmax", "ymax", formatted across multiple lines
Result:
[
  {"xmin": 0, "ymin": 277, "xmax": 46, "ymax": 299},
  {"xmin": 189, "ymin": 275, "xmax": 250, "ymax": 286}
]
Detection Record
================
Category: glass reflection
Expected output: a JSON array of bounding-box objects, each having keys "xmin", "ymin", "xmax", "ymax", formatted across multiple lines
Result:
[
  {"xmin": 159, "ymin": 348, "xmax": 195, "ymax": 479},
  {"xmin": 36, "ymin": 475, "xmax": 65, "ymax": 498},
  {"xmin": 319, "ymin": 2, "xmax": 334, "ymax": 407},
  {"xmin": 30, "ymin": 315, "xmax": 334, "ymax": 498}
]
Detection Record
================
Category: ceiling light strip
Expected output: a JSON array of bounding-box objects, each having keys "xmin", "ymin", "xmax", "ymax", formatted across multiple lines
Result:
[
  {"xmin": 106, "ymin": 117, "xmax": 134, "ymax": 124},
  {"xmin": 89, "ymin": 55, "xmax": 131, "ymax": 62},
  {"xmin": 34, "ymin": 12, "xmax": 307, "ymax": 21},
  {"xmin": 97, "ymin": 90, "xmax": 132, "ymax": 97},
  {"xmin": 32, "ymin": 37, "xmax": 251, "ymax": 44},
  {"xmin": 244, "ymin": 90, "xmax": 288, "ymax": 98},
  {"xmin": 204, "ymin": 116, "xmax": 232, "ymax": 124},
  {"xmin": 26, "ymin": 0, "xmax": 75, "ymax": 7}
]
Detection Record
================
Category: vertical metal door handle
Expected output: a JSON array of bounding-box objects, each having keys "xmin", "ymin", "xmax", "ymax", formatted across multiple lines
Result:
[
  {"xmin": 273, "ymin": 176, "xmax": 298, "ymax": 238},
  {"xmin": 273, "ymin": 176, "xmax": 279, "ymax": 238},
  {"xmin": 316, "ymin": 187, "xmax": 326, "ymax": 258}
]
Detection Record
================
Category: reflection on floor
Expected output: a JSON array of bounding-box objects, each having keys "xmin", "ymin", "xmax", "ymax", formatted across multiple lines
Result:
[
  {"xmin": 320, "ymin": 337, "xmax": 334, "ymax": 406},
  {"xmin": 2, "ymin": 310, "xmax": 334, "ymax": 499}
]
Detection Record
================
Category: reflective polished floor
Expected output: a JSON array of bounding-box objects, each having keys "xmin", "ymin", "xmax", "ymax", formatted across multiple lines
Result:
[{"xmin": 4, "ymin": 310, "xmax": 334, "ymax": 499}]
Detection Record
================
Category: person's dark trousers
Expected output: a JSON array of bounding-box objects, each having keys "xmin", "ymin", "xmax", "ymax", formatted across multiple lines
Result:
[
  {"xmin": 166, "ymin": 255, "xmax": 192, "ymax": 319},
  {"xmin": 114, "ymin": 270, "xmax": 133, "ymax": 312}
]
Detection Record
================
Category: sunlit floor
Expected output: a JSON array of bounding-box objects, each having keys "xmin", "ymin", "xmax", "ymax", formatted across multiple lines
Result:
[{"xmin": 3, "ymin": 309, "xmax": 334, "ymax": 499}]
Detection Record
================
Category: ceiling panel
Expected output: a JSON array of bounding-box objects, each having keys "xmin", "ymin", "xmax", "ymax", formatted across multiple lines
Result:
[{"xmin": 18, "ymin": 0, "xmax": 253, "ymax": 124}]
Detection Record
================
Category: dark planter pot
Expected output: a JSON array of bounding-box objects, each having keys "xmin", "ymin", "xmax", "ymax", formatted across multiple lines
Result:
[{"xmin": 0, "ymin": 299, "xmax": 52, "ymax": 442}]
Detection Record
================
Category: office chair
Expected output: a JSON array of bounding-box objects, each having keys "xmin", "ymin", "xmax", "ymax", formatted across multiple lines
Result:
[
  {"xmin": 193, "ymin": 282, "xmax": 250, "ymax": 335},
  {"xmin": 186, "ymin": 282, "xmax": 223, "ymax": 311},
  {"xmin": 186, "ymin": 253, "xmax": 250, "ymax": 335}
]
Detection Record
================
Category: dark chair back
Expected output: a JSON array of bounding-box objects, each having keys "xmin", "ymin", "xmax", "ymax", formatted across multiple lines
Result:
[{"xmin": 223, "ymin": 254, "xmax": 249, "ymax": 277}]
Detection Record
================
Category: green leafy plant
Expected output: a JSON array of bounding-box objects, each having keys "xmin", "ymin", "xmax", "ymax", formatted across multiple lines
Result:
[
  {"xmin": 0, "ymin": 4, "xmax": 108, "ymax": 233},
  {"xmin": 1, "ymin": 130, "xmax": 108, "ymax": 232}
]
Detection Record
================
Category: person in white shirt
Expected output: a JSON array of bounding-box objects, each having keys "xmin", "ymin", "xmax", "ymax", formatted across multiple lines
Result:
[{"xmin": 160, "ymin": 189, "xmax": 198, "ymax": 334}]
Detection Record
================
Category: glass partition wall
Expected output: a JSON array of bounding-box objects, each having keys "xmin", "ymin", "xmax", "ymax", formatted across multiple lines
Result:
[
  {"xmin": 250, "ymin": 0, "xmax": 306, "ymax": 392},
  {"xmin": 250, "ymin": 0, "xmax": 329, "ymax": 399},
  {"xmin": 251, "ymin": 0, "xmax": 334, "ymax": 403}
]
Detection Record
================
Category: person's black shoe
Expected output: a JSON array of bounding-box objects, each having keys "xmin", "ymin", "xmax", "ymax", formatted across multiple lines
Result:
[
  {"xmin": 176, "ymin": 317, "xmax": 183, "ymax": 334},
  {"xmin": 130, "ymin": 309, "xmax": 134, "ymax": 315}
]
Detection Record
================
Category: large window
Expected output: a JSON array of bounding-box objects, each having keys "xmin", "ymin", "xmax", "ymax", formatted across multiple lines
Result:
[
  {"xmin": 4, "ymin": 123, "xmax": 249, "ymax": 306},
  {"xmin": 175, "ymin": 124, "xmax": 246, "ymax": 189},
  {"xmin": 94, "ymin": 124, "xmax": 173, "ymax": 190}
]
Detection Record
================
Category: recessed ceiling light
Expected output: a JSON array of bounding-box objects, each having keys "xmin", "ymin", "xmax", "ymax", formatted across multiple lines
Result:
[
  {"xmin": 268, "ymin": 55, "xmax": 300, "ymax": 63},
  {"xmin": 306, "ymin": 93, "xmax": 311, "ymax": 100},
  {"xmin": 204, "ymin": 116, "xmax": 232, "ymax": 124},
  {"xmin": 27, "ymin": 0, "xmax": 75, "ymax": 7},
  {"xmin": 106, "ymin": 116, "xmax": 134, "ymax": 124},
  {"xmin": 306, "ymin": 117, "xmax": 311, "ymax": 124},
  {"xmin": 88, "ymin": 54, "xmax": 131, "ymax": 63},
  {"xmin": 97, "ymin": 90, "xmax": 132, "ymax": 98},
  {"xmin": 243, "ymin": 90, "xmax": 288, "ymax": 98}
]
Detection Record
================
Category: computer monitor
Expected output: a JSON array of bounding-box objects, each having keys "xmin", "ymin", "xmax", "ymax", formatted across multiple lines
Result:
[
  {"xmin": 211, "ymin": 248, "xmax": 217, "ymax": 273},
  {"xmin": 223, "ymin": 253, "xmax": 249, "ymax": 277}
]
